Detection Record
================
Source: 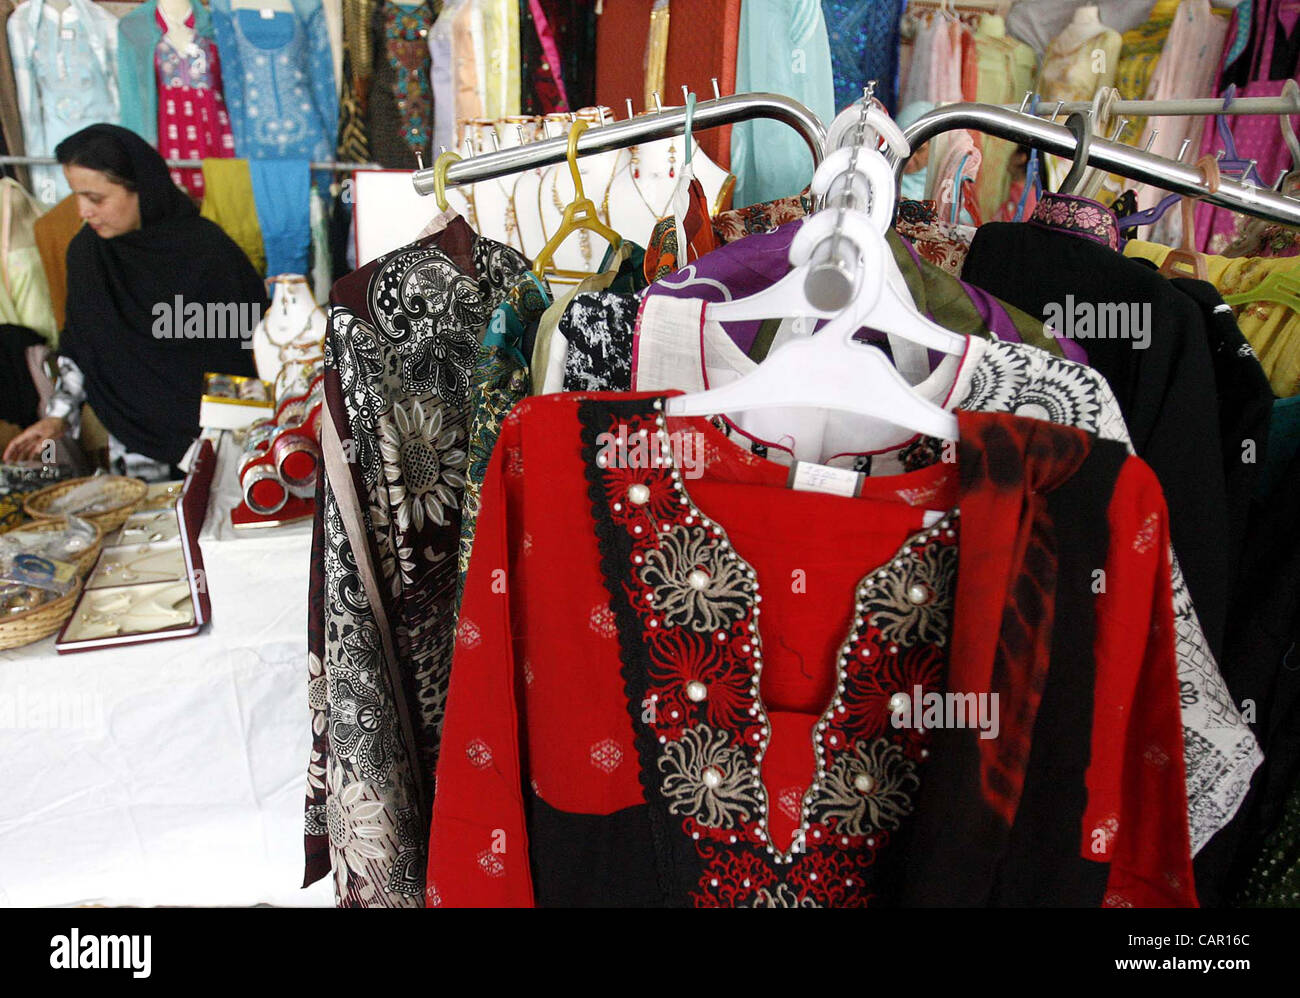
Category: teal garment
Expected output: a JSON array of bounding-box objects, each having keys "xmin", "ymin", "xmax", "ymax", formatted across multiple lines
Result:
[
  {"xmin": 117, "ymin": 0, "xmax": 216, "ymax": 147},
  {"xmin": 731, "ymin": 0, "xmax": 835, "ymax": 208},
  {"xmin": 1259, "ymin": 395, "xmax": 1300, "ymax": 502}
]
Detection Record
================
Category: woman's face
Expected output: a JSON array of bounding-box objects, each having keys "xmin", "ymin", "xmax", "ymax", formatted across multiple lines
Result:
[{"xmin": 64, "ymin": 165, "xmax": 142, "ymax": 238}]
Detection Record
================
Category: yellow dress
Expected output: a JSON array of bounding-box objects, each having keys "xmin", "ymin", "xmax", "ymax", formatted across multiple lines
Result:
[
  {"xmin": 1124, "ymin": 239, "xmax": 1300, "ymax": 397},
  {"xmin": 200, "ymin": 159, "xmax": 267, "ymax": 276}
]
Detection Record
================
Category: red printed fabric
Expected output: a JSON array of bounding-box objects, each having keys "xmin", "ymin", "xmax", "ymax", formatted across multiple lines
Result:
[
  {"xmin": 154, "ymin": 11, "xmax": 235, "ymax": 200},
  {"xmin": 425, "ymin": 396, "xmax": 1195, "ymax": 907},
  {"xmin": 642, "ymin": 177, "xmax": 720, "ymax": 282}
]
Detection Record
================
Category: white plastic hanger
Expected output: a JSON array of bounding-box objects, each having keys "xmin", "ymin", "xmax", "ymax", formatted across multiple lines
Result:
[
  {"xmin": 703, "ymin": 146, "xmax": 896, "ymax": 324},
  {"xmin": 665, "ymin": 206, "xmax": 960, "ymax": 442},
  {"xmin": 825, "ymin": 97, "xmax": 911, "ymax": 167}
]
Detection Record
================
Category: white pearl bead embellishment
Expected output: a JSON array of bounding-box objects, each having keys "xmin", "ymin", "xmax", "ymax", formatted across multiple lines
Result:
[
  {"xmin": 687, "ymin": 569, "xmax": 710, "ymax": 590},
  {"xmin": 702, "ymin": 766, "xmax": 723, "ymax": 789},
  {"xmin": 628, "ymin": 483, "xmax": 650, "ymax": 505},
  {"xmin": 686, "ymin": 681, "xmax": 708, "ymax": 702},
  {"xmin": 853, "ymin": 773, "xmax": 876, "ymax": 794},
  {"xmin": 907, "ymin": 583, "xmax": 930, "ymax": 605}
]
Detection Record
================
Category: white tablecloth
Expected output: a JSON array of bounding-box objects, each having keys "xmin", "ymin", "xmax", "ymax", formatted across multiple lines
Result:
[{"xmin": 0, "ymin": 439, "xmax": 331, "ymax": 907}]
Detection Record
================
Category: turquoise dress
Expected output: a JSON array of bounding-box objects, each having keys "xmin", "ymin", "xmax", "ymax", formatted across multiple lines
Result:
[{"xmin": 730, "ymin": 0, "xmax": 835, "ymax": 209}]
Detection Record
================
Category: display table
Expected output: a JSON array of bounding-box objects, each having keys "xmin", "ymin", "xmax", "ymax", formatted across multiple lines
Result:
[{"xmin": 0, "ymin": 438, "xmax": 331, "ymax": 907}]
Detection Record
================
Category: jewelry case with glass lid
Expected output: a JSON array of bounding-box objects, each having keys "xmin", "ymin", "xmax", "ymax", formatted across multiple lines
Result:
[{"xmin": 56, "ymin": 441, "xmax": 217, "ymax": 652}]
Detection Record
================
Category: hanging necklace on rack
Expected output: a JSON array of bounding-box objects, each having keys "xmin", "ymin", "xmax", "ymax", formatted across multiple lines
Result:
[
  {"xmin": 550, "ymin": 166, "xmax": 595, "ymax": 270},
  {"xmin": 667, "ymin": 137, "xmax": 677, "ymax": 179},
  {"xmin": 627, "ymin": 151, "xmax": 675, "ymax": 221},
  {"xmin": 599, "ymin": 147, "xmax": 626, "ymax": 227}
]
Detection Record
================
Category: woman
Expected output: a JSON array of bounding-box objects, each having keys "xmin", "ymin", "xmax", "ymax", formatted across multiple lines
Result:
[{"xmin": 2, "ymin": 124, "xmax": 264, "ymax": 480}]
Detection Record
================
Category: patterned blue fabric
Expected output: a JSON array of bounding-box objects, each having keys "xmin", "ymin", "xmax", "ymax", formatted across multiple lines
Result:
[
  {"xmin": 209, "ymin": 0, "xmax": 336, "ymax": 165},
  {"xmin": 249, "ymin": 158, "xmax": 310, "ymax": 276},
  {"xmin": 1224, "ymin": 0, "xmax": 1253, "ymax": 71},
  {"xmin": 821, "ymin": 0, "xmax": 907, "ymax": 113},
  {"xmin": 7, "ymin": 0, "xmax": 119, "ymax": 203}
]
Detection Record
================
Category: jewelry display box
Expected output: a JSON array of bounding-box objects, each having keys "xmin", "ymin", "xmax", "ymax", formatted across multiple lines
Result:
[
  {"xmin": 199, "ymin": 372, "xmax": 274, "ymax": 431},
  {"xmin": 55, "ymin": 440, "xmax": 217, "ymax": 653}
]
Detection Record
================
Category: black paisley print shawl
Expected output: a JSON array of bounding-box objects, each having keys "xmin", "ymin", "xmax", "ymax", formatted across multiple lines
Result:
[{"xmin": 304, "ymin": 214, "xmax": 529, "ymax": 906}]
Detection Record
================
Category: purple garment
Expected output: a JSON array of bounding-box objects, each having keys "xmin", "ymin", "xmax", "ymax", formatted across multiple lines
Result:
[{"xmin": 643, "ymin": 217, "xmax": 1089, "ymax": 364}]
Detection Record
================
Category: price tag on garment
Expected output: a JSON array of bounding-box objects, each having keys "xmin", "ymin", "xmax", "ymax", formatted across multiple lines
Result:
[
  {"xmin": 60, "ymin": 27, "xmax": 75, "ymax": 40},
  {"xmin": 260, "ymin": 7, "xmax": 276, "ymax": 17},
  {"xmin": 788, "ymin": 461, "xmax": 863, "ymax": 498}
]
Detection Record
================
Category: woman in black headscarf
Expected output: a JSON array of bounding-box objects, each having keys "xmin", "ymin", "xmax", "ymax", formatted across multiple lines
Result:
[{"xmin": 2, "ymin": 124, "xmax": 264, "ymax": 479}]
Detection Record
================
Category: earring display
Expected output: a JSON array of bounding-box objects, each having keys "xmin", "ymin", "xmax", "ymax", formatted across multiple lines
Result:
[
  {"xmin": 136, "ymin": 481, "xmax": 186, "ymax": 513},
  {"xmin": 87, "ymin": 542, "xmax": 187, "ymax": 590},
  {"xmin": 115, "ymin": 511, "xmax": 182, "ymax": 546},
  {"xmin": 53, "ymin": 438, "xmax": 215, "ymax": 652},
  {"xmin": 61, "ymin": 580, "xmax": 197, "ymax": 642}
]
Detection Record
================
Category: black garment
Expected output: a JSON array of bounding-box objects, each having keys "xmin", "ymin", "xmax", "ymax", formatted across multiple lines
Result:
[
  {"xmin": 0, "ymin": 323, "xmax": 44, "ymax": 426},
  {"xmin": 365, "ymin": 0, "xmax": 437, "ymax": 170},
  {"xmin": 961, "ymin": 222, "xmax": 1233, "ymax": 658},
  {"xmin": 1197, "ymin": 448, "xmax": 1300, "ymax": 905},
  {"xmin": 57, "ymin": 124, "xmax": 261, "ymax": 466},
  {"xmin": 1168, "ymin": 276, "xmax": 1275, "ymax": 595},
  {"xmin": 519, "ymin": 0, "xmax": 597, "ymax": 114}
]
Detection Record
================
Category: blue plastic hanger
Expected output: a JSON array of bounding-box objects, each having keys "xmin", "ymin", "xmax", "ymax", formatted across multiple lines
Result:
[{"xmin": 1115, "ymin": 192, "xmax": 1181, "ymax": 229}]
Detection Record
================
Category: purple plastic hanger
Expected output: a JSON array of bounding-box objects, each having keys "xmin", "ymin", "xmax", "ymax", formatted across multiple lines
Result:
[
  {"xmin": 1115, "ymin": 192, "xmax": 1181, "ymax": 229},
  {"xmin": 1214, "ymin": 85, "xmax": 1268, "ymax": 187}
]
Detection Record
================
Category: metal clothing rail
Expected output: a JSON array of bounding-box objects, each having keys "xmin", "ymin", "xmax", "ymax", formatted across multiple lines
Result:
[
  {"xmin": 898, "ymin": 102, "xmax": 1300, "ymax": 227},
  {"xmin": 412, "ymin": 91, "xmax": 828, "ymax": 194},
  {"xmin": 1009, "ymin": 93, "xmax": 1300, "ymax": 119},
  {"xmin": 0, "ymin": 155, "xmax": 383, "ymax": 171}
]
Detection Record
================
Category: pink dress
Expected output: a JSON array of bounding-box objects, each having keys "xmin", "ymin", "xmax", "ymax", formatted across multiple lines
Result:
[{"xmin": 154, "ymin": 10, "xmax": 236, "ymax": 200}]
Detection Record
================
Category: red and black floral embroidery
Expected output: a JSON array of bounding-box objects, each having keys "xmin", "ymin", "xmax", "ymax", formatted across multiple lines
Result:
[{"xmin": 580, "ymin": 397, "xmax": 960, "ymax": 907}]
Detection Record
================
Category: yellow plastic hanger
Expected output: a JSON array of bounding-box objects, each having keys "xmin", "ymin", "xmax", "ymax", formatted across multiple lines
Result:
[
  {"xmin": 532, "ymin": 118, "xmax": 623, "ymax": 278},
  {"xmin": 432, "ymin": 150, "xmax": 461, "ymax": 212}
]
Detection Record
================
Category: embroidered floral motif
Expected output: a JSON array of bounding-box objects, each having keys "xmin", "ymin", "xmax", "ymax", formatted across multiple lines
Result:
[
  {"xmin": 1133, "ymin": 511, "xmax": 1159, "ymax": 553},
  {"xmin": 639, "ymin": 524, "xmax": 756, "ymax": 632},
  {"xmin": 585, "ymin": 400, "xmax": 961, "ymax": 907},
  {"xmin": 659, "ymin": 724, "xmax": 762, "ymax": 828},
  {"xmin": 379, "ymin": 399, "xmax": 467, "ymax": 531},
  {"xmin": 747, "ymin": 883, "xmax": 819, "ymax": 908},
  {"xmin": 808, "ymin": 739, "xmax": 921, "ymax": 836},
  {"xmin": 1029, "ymin": 193, "xmax": 1120, "ymax": 251},
  {"xmin": 589, "ymin": 603, "xmax": 618, "ymax": 638},
  {"xmin": 858, "ymin": 542, "xmax": 957, "ymax": 649},
  {"xmin": 590, "ymin": 738, "xmax": 625, "ymax": 774}
]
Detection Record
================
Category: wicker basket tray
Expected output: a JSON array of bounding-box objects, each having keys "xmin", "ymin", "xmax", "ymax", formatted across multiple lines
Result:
[
  {"xmin": 4, "ymin": 518, "xmax": 105, "ymax": 579},
  {"xmin": 24, "ymin": 476, "xmax": 148, "ymax": 534},
  {"xmin": 0, "ymin": 577, "xmax": 83, "ymax": 651}
]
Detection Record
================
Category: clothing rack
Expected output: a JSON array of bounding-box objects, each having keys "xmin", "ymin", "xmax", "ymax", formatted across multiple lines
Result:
[
  {"xmin": 0, "ymin": 155, "xmax": 383, "ymax": 172},
  {"xmin": 899, "ymin": 101, "xmax": 1300, "ymax": 227},
  {"xmin": 412, "ymin": 91, "xmax": 827, "ymax": 194},
  {"xmin": 1012, "ymin": 91, "xmax": 1300, "ymax": 119}
]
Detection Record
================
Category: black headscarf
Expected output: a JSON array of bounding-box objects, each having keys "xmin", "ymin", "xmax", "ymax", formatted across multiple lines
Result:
[{"xmin": 58, "ymin": 124, "xmax": 264, "ymax": 465}]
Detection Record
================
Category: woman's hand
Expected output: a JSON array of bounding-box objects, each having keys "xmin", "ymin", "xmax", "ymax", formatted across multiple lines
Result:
[{"xmin": 3, "ymin": 416, "xmax": 68, "ymax": 463}]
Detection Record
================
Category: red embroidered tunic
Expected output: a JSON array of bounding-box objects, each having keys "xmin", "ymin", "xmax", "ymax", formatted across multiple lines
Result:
[
  {"xmin": 426, "ymin": 394, "xmax": 1195, "ymax": 907},
  {"xmin": 154, "ymin": 11, "xmax": 235, "ymax": 200}
]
